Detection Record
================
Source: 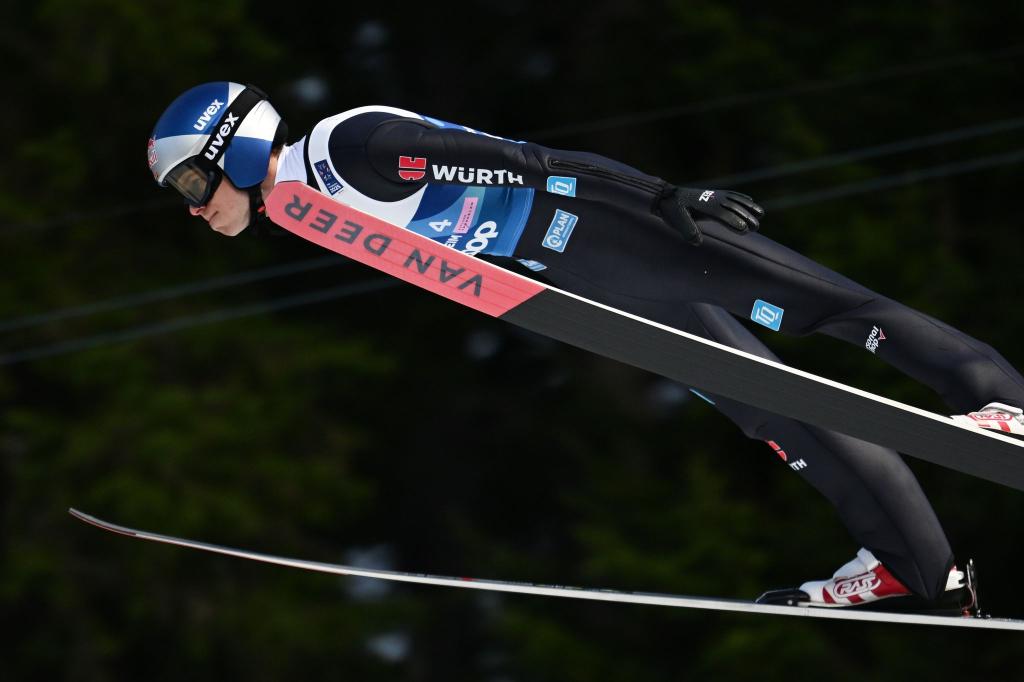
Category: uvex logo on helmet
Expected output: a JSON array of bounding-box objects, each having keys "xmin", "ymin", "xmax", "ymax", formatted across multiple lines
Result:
[
  {"xmin": 203, "ymin": 111, "xmax": 241, "ymax": 161},
  {"xmin": 194, "ymin": 99, "xmax": 225, "ymax": 131}
]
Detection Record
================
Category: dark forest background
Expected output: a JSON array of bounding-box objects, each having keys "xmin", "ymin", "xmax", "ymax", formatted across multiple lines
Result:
[{"xmin": 4, "ymin": 1, "xmax": 1024, "ymax": 680}]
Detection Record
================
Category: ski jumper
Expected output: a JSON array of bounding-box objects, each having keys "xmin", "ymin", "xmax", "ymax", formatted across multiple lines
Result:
[{"xmin": 275, "ymin": 106, "xmax": 1024, "ymax": 600}]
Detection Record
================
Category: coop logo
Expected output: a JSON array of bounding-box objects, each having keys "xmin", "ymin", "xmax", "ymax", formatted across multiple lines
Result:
[
  {"xmin": 546, "ymin": 176, "xmax": 577, "ymax": 197},
  {"xmin": 398, "ymin": 156, "xmax": 427, "ymax": 181},
  {"xmin": 865, "ymin": 325, "xmax": 886, "ymax": 354},
  {"xmin": 461, "ymin": 221, "xmax": 500, "ymax": 256},
  {"xmin": 750, "ymin": 299, "xmax": 784, "ymax": 331},
  {"xmin": 193, "ymin": 99, "xmax": 225, "ymax": 131},
  {"xmin": 833, "ymin": 573, "xmax": 881, "ymax": 598},
  {"xmin": 542, "ymin": 209, "xmax": 578, "ymax": 253}
]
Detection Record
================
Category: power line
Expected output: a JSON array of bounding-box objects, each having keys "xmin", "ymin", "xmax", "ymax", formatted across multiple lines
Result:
[
  {"xmin": 0, "ymin": 279, "xmax": 398, "ymax": 367},
  {"xmin": 3, "ymin": 144, "xmax": 1023, "ymax": 367},
  {"xmin": 0, "ymin": 255, "xmax": 345, "ymax": 334},
  {"xmin": 762, "ymin": 147, "xmax": 1024, "ymax": 211},
  {"xmin": 521, "ymin": 44, "xmax": 1024, "ymax": 141},
  {"xmin": 5, "ymin": 110, "xmax": 1021, "ymax": 241},
  {"xmin": 5, "ymin": 90, "xmax": 1024, "ymax": 366},
  {"xmin": 0, "ymin": 197, "xmax": 179, "ymax": 234},
  {"xmin": 698, "ymin": 116, "xmax": 1024, "ymax": 187},
  {"xmin": 5, "ymin": 44, "xmax": 1023, "ymax": 236},
  {"xmin": 4, "ymin": 114, "xmax": 1024, "ymax": 350}
]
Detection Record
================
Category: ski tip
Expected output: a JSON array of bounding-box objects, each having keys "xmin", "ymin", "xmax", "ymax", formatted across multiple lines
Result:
[{"xmin": 68, "ymin": 508, "xmax": 140, "ymax": 538}]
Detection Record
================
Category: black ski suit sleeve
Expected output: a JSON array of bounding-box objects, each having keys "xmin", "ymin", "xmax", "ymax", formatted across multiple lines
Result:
[{"xmin": 364, "ymin": 118, "xmax": 672, "ymax": 216}]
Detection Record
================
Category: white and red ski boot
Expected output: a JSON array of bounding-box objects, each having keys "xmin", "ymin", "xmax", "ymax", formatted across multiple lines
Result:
[
  {"xmin": 798, "ymin": 548, "xmax": 964, "ymax": 607},
  {"xmin": 951, "ymin": 402, "xmax": 1024, "ymax": 436}
]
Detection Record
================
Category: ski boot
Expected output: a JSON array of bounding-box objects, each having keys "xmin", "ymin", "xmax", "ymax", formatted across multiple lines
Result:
[
  {"xmin": 757, "ymin": 548, "xmax": 976, "ymax": 614},
  {"xmin": 952, "ymin": 402, "xmax": 1024, "ymax": 437}
]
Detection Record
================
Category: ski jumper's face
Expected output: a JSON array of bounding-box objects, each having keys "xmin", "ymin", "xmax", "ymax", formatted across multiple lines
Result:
[{"xmin": 188, "ymin": 177, "xmax": 250, "ymax": 236}]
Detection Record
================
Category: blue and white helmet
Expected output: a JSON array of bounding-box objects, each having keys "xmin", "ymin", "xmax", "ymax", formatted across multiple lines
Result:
[{"xmin": 148, "ymin": 81, "xmax": 283, "ymax": 191}]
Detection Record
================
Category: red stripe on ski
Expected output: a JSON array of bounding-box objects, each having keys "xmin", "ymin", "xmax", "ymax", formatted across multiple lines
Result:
[{"xmin": 265, "ymin": 182, "xmax": 544, "ymax": 317}]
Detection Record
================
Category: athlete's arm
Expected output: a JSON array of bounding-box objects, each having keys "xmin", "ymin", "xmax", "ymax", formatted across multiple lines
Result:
[{"xmin": 364, "ymin": 119, "xmax": 762, "ymax": 245}]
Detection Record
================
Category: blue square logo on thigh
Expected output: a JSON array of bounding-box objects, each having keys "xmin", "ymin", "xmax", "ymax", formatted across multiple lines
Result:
[
  {"xmin": 542, "ymin": 209, "xmax": 578, "ymax": 252},
  {"xmin": 751, "ymin": 299, "xmax": 784, "ymax": 331},
  {"xmin": 546, "ymin": 176, "xmax": 577, "ymax": 197}
]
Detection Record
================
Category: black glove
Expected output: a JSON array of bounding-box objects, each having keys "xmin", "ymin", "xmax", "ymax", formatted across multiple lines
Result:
[{"xmin": 658, "ymin": 186, "xmax": 764, "ymax": 246}]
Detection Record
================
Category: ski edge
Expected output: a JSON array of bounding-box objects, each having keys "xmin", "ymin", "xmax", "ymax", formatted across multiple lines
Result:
[{"xmin": 69, "ymin": 509, "xmax": 1024, "ymax": 631}]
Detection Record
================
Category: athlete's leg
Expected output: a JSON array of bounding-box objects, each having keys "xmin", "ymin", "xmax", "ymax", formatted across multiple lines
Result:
[
  {"xmin": 679, "ymin": 304, "xmax": 954, "ymax": 599},
  {"xmin": 513, "ymin": 197, "xmax": 957, "ymax": 598},
  {"xmin": 692, "ymin": 222, "xmax": 1024, "ymax": 413},
  {"xmin": 525, "ymin": 265, "xmax": 954, "ymax": 598}
]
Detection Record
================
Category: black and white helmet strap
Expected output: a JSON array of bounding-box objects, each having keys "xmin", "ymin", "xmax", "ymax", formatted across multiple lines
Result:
[{"xmin": 199, "ymin": 86, "xmax": 265, "ymax": 168}]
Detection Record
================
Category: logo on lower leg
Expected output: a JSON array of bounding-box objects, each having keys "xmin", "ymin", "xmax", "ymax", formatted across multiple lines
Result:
[{"xmin": 865, "ymin": 325, "xmax": 886, "ymax": 353}]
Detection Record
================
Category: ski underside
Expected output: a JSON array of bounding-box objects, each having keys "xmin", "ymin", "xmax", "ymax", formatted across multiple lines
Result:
[
  {"xmin": 70, "ymin": 509, "xmax": 1024, "ymax": 630},
  {"xmin": 265, "ymin": 182, "xmax": 1024, "ymax": 493}
]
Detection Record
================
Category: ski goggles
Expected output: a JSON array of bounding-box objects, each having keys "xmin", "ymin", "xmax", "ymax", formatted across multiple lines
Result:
[
  {"xmin": 164, "ymin": 158, "xmax": 224, "ymax": 208},
  {"xmin": 162, "ymin": 86, "xmax": 268, "ymax": 208}
]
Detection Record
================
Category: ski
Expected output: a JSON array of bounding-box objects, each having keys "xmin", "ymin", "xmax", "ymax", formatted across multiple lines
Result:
[
  {"xmin": 70, "ymin": 509, "xmax": 1024, "ymax": 631},
  {"xmin": 266, "ymin": 182, "xmax": 1024, "ymax": 492}
]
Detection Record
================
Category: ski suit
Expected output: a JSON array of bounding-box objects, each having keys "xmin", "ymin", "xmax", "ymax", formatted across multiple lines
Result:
[{"xmin": 274, "ymin": 106, "xmax": 1024, "ymax": 600}]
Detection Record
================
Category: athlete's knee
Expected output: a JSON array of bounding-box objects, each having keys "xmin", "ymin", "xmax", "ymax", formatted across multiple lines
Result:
[{"xmin": 695, "ymin": 392, "xmax": 779, "ymax": 440}]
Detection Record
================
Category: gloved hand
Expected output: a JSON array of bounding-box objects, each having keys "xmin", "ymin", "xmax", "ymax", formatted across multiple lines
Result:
[{"xmin": 658, "ymin": 186, "xmax": 764, "ymax": 246}]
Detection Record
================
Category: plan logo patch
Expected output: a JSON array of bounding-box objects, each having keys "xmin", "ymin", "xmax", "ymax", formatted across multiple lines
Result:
[
  {"xmin": 398, "ymin": 156, "xmax": 427, "ymax": 181},
  {"xmin": 546, "ymin": 176, "xmax": 577, "ymax": 197},
  {"xmin": 314, "ymin": 160, "xmax": 344, "ymax": 195},
  {"xmin": 750, "ymin": 299, "xmax": 784, "ymax": 331},
  {"xmin": 542, "ymin": 209, "xmax": 578, "ymax": 253}
]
